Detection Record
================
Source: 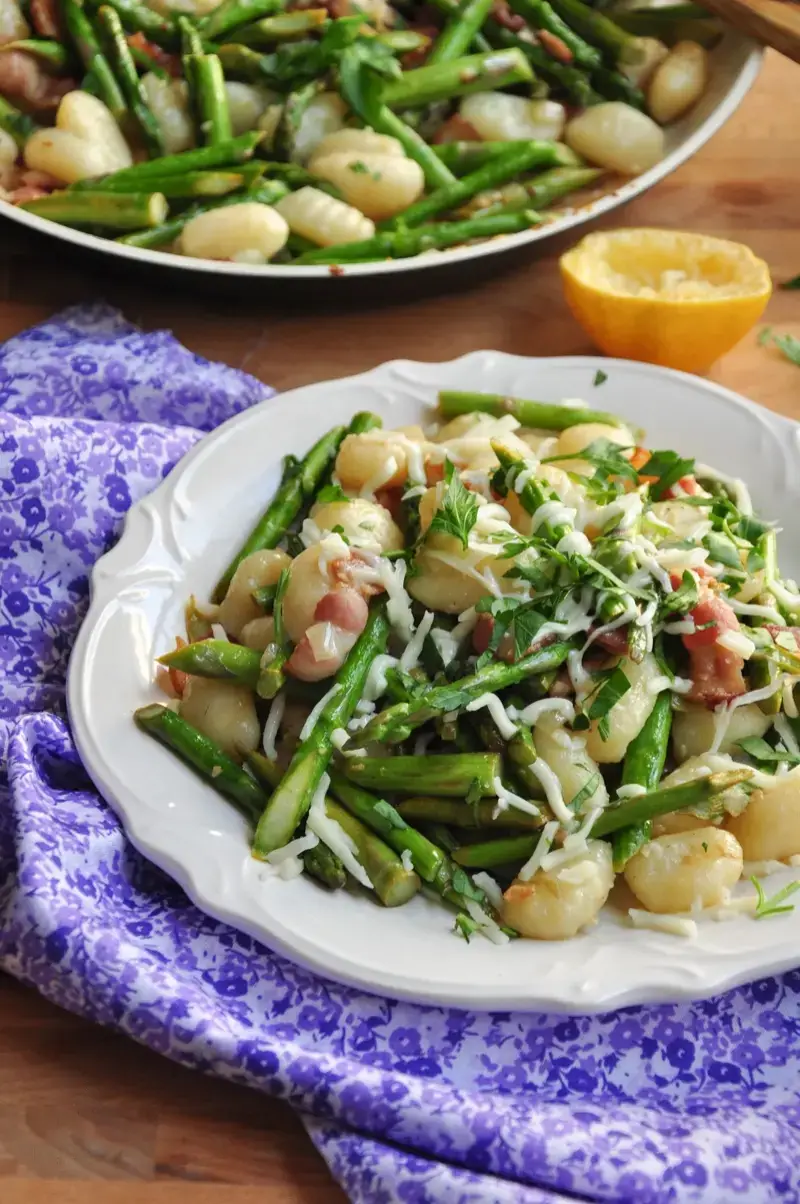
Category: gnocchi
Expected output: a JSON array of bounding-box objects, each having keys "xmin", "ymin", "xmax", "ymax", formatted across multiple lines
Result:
[
  {"xmin": 503, "ymin": 842, "xmax": 615, "ymax": 940},
  {"xmin": 460, "ymin": 92, "xmax": 566, "ymax": 142},
  {"xmin": 180, "ymin": 203, "xmax": 289, "ymax": 262},
  {"xmin": 624, "ymin": 827, "xmax": 743, "ymax": 913},
  {"xmin": 585, "ymin": 654, "xmax": 662, "ymax": 764},
  {"xmin": 179, "ymin": 678, "xmax": 260, "ymax": 761},
  {"xmin": 275, "ymin": 187, "xmax": 375, "ymax": 248},
  {"xmin": 565, "ymin": 102, "xmax": 665, "ymax": 174},
  {"xmin": 218, "ymin": 549, "xmax": 291, "ymax": 639},
  {"xmin": 727, "ymin": 770, "xmax": 800, "ymax": 862},
  {"xmin": 309, "ymin": 151, "xmax": 425, "ymax": 222}
]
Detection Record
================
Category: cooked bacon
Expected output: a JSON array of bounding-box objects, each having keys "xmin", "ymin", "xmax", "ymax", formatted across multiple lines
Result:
[
  {"xmin": 432, "ymin": 114, "xmax": 481, "ymax": 144},
  {"xmin": 491, "ymin": 0, "xmax": 525, "ymax": 31},
  {"xmin": 593, "ymin": 626, "xmax": 629, "ymax": 656},
  {"xmin": 126, "ymin": 31, "xmax": 182, "ymax": 77},
  {"xmin": 0, "ymin": 50, "xmax": 75, "ymax": 109},
  {"xmin": 537, "ymin": 28, "xmax": 572, "ymax": 63},
  {"xmin": 473, "ymin": 612, "xmax": 494, "ymax": 656},
  {"xmin": 401, "ymin": 23, "xmax": 438, "ymax": 69},
  {"xmin": 374, "ymin": 485, "xmax": 404, "ymax": 525},
  {"xmin": 681, "ymin": 591, "xmax": 739, "ymax": 651},
  {"xmin": 6, "ymin": 182, "xmax": 49, "ymax": 202},
  {"xmin": 314, "ymin": 588, "xmax": 368, "ymax": 633},
  {"xmin": 29, "ymin": 0, "xmax": 64, "ymax": 38},
  {"xmin": 765, "ymin": 624, "xmax": 800, "ymax": 650},
  {"xmin": 687, "ymin": 643, "xmax": 746, "ymax": 707},
  {"xmin": 330, "ymin": 550, "xmax": 385, "ymax": 598}
]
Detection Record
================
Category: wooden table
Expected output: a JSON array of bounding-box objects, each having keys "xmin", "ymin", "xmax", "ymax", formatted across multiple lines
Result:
[{"xmin": 0, "ymin": 49, "xmax": 797, "ymax": 1204}]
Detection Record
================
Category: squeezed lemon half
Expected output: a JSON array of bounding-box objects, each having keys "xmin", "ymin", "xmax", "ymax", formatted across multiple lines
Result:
[{"xmin": 560, "ymin": 229, "xmax": 772, "ymax": 374}]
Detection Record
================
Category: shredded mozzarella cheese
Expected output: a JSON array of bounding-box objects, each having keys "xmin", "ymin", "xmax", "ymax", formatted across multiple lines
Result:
[
  {"xmin": 717, "ymin": 629, "xmax": 756, "ymax": 659},
  {"xmin": 463, "ymin": 898, "xmax": 510, "ymax": 945},
  {"xmin": 466, "ymin": 693, "xmax": 518, "ymax": 740},
  {"xmin": 491, "ymin": 776, "xmax": 542, "ymax": 819},
  {"xmin": 299, "ymin": 682, "xmax": 341, "ymax": 742},
  {"xmin": 472, "ymin": 871, "xmax": 505, "ymax": 910},
  {"xmin": 262, "ymin": 691, "xmax": 286, "ymax": 760},
  {"xmin": 360, "ymin": 455, "xmax": 398, "ymax": 499},
  {"xmin": 710, "ymin": 679, "xmax": 788, "ymax": 754},
  {"xmin": 557, "ymin": 530, "xmax": 592, "ymax": 557},
  {"xmin": 694, "ymin": 463, "xmax": 752, "ymax": 514},
  {"xmin": 307, "ymin": 772, "xmax": 373, "ymax": 889},
  {"xmin": 400, "ymin": 848, "xmax": 414, "ymax": 872},
  {"xmin": 425, "ymin": 548, "xmax": 504, "ymax": 597},
  {"xmin": 629, "ymin": 909, "xmax": 698, "ymax": 938},
  {"xmin": 363, "ymin": 653, "xmax": 399, "ymax": 702},
  {"xmin": 399, "ymin": 609, "xmax": 435, "ymax": 672},
  {"xmin": 616, "ymin": 783, "xmax": 647, "ymax": 800},
  {"xmin": 517, "ymin": 820, "xmax": 559, "ymax": 881},
  {"xmin": 510, "ymin": 697, "xmax": 576, "ymax": 726},
  {"xmin": 266, "ymin": 831, "xmax": 319, "ymax": 865},
  {"xmin": 520, "ymin": 759, "xmax": 574, "ymax": 827}
]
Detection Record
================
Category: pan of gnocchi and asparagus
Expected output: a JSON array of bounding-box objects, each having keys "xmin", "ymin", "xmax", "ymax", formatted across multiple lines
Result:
[
  {"xmin": 0, "ymin": 0, "xmax": 746, "ymax": 270},
  {"xmin": 134, "ymin": 393, "xmax": 800, "ymax": 945}
]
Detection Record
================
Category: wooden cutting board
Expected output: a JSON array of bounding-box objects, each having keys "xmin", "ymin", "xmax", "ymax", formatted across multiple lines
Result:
[{"xmin": 700, "ymin": 0, "xmax": 800, "ymax": 64}]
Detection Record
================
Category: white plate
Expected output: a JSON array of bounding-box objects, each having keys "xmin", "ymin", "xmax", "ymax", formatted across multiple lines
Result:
[
  {"xmin": 5, "ymin": 34, "xmax": 760, "ymax": 284},
  {"xmin": 68, "ymin": 353, "xmax": 800, "ymax": 1013}
]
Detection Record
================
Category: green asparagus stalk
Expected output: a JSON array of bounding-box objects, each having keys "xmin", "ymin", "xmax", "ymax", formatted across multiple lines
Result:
[
  {"xmin": 398, "ymin": 796, "xmax": 541, "ymax": 830},
  {"xmin": 329, "ymin": 772, "xmax": 492, "ymax": 916},
  {"xmin": 199, "ymin": 0, "xmax": 285, "ymax": 41},
  {"xmin": 212, "ymin": 422, "xmax": 348, "ymax": 601},
  {"xmin": 463, "ymin": 165, "xmax": 603, "ymax": 219},
  {"xmin": 324, "ymin": 797, "xmax": 421, "ymax": 906},
  {"xmin": 381, "ymin": 48, "xmax": 534, "ymax": 110},
  {"xmin": 427, "ymin": 0, "xmax": 492, "ymax": 52},
  {"xmin": 614, "ymin": 4, "xmax": 722, "ymax": 48},
  {"xmin": 75, "ymin": 131, "xmax": 264, "ymax": 188},
  {"xmin": 274, "ymin": 78, "xmax": 323, "ymax": 162},
  {"xmin": 20, "ymin": 190, "xmax": 169, "ymax": 229},
  {"xmin": 256, "ymin": 566, "xmax": 290, "ymax": 699},
  {"xmin": 356, "ymin": 639, "xmax": 576, "ymax": 745},
  {"xmin": 258, "ymin": 160, "xmax": 343, "ymax": 199},
  {"xmin": 129, "ymin": 44, "xmax": 169, "ymax": 78},
  {"xmin": 134, "ymin": 703, "xmax": 268, "ymax": 822},
  {"xmin": 87, "ymin": 0, "xmax": 180, "ymax": 49},
  {"xmin": 338, "ymin": 53, "xmax": 456, "ymax": 190},
  {"xmin": 0, "ymin": 94, "xmax": 40, "ymax": 147},
  {"xmin": 508, "ymin": 0, "xmax": 602, "ymax": 68},
  {"xmin": 438, "ymin": 390, "xmax": 624, "ymax": 429},
  {"xmin": 293, "ymin": 209, "xmax": 542, "ymax": 266},
  {"xmin": 252, "ymin": 583, "xmax": 278, "ymax": 611},
  {"xmin": 179, "ymin": 14, "xmax": 204, "ymax": 56},
  {"xmin": 381, "ymin": 142, "xmax": 553, "ymax": 230},
  {"xmin": 492, "ymin": 439, "xmax": 573, "ymax": 543},
  {"xmin": 484, "ymin": 19, "xmax": 601, "ymax": 106},
  {"xmin": 215, "ymin": 42, "xmax": 279, "ymax": 82},
  {"xmin": 0, "ymin": 39, "xmax": 74, "ymax": 69},
  {"xmin": 116, "ymin": 181, "xmax": 289, "ymax": 247},
  {"xmin": 547, "ymin": 0, "xmax": 642, "ymax": 63},
  {"xmin": 611, "ymin": 690, "xmax": 672, "ymax": 870},
  {"xmin": 186, "ymin": 52, "xmax": 233, "ymax": 145},
  {"xmin": 343, "ymin": 752, "xmax": 502, "ymax": 797},
  {"xmin": 252, "ymin": 603, "xmax": 391, "ymax": 857},
  {"xmin": 158, "ymin": 638, "xmax": 261, "ymax": 686},
  {"xmin": 427, "ymin": 0, "xmax": 494, "ymax": 63},
  {"xmin": 233, "ymin": 9, "xmax": 327, "ymax": 43},
  {"xmin": 98, "ymin": 5, "xmax": 166, "ymax": 157},
  {"xmin": 92, "ymin": 167, "xmax": 263, "ymax": 197},
  {"xmin": 591, "ymin": 770, "xmax": 754, "ymax": 839},
  {"xmin": 453, "ymin": 833, "xmax": 538, "ymax": 868},
  {"xmin": 330, "ymin": 772, "xmax": 450, "ymax": 885},
  {"xmin": 590, "ymin": 64, "xmax": 645, "ymax": 109},
  {"xmin": 376, "ymin": 29, "xmax": 432, "ymax": 54},
  {"xmin": 433, "ymin": 139, "xmax": 578, "ymax": 176},
  {"xmin": 246, "ymin": 749, "xmax": 281, "ymax": 790},
  {"xmin": 63, "ymin": 0, "xmax": 127, "ymax": 122},
  {"xmin": 303, "ymin": 841, "xmax": 347, "ymax": 889}
]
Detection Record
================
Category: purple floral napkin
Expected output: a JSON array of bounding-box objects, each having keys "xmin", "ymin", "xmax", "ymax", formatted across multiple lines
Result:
[{"xmin": 1, "ymin": 305, "xmax": 800, "ymax": 1204}]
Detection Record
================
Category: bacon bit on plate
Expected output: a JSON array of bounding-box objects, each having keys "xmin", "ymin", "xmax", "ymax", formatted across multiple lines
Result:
[
  {"xmin": 29, "ymin": 0, "xmax": 65, "ymax": 40},
  {"xmin": 127, "ymin": 32, "xmax": 182, "ymax": 76},
  {"xmin": 0, "ymin": 50, "xmax": 75, "ymax": 109},
  {"xmin": 432, "ymin": 114, "xmax": 481, "ymax": 144},
  {"xmin": 374, "ymin": 485, "xmax": 404, "ymax": 524},
  {"xmin": 687, "ymin": 643, "xmax": 746, "ymax": 707},
  {"xmin": 593, "ymin": 626, "xmax": 629, "ymax": 656},
  {"xmin": 491, "ymin": 0, "xmax": 525, "ymax": 32},
  {"xmin": 537, "ymin": 28, "xmax": 573, "ymax": 63}
]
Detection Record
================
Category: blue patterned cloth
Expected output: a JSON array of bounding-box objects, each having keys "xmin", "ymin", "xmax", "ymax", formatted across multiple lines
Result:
[{"xmin": 2, "ymin": 304, "xmax": 800, "ymax": 1204}]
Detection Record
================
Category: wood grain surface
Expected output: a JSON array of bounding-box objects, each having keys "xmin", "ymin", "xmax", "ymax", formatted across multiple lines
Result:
[{"xmin": 0, "ymin": 49, "xmax": 798, "ymax": 1204}]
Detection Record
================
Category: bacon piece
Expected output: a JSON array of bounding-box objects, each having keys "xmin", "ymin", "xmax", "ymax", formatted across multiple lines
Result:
[
  {"xmin": 331, "ymin": 551, "xmax": 385, "ymax": 598},
  {"xmin": 127, "ymin": 32, "xmax": 182, "ymax": 77},
  {"xmin": 401, "ymin": 24, "xmax": 438, "ymax": 69},
  {"xmin": 593, "ymin": 626, "xmax": 628, "ymax": 656},
  {"xmin": 537, "ymin": 28, "xmax": 573, "ymax": 63},
  {"xmin": 374, "ymin": 485, "xmax": 404, "ymax": 525},
  {"xmin": 0, "ymin": 50, "xmax": 75, "ymax": 109},
  {"xmin": 473, "ymin": 612, "xmax": 494, "ymax": 656},
  {"xmin": 432, "ymin": 114, "xmax": 481, "ymax": 144},
  {"xmin": 681, "ymin": 592, "xmax": 739, "ymax": 651},
  {"xmin": 314, "ymin": 588, "xmax": 369, "ymax": 634},
  {"xmin": 29, "ymin": 0, "xmax": 64, "ymax": 39},
  {"xmin": 491, "ymin": 0, "xmax": 525, "ymax": 31},
  {"xmin": 687, "ymin": 644, "xmax": 746, "ymax": 707}
]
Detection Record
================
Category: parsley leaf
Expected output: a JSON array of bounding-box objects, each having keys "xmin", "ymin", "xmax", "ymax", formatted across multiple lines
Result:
[
  {"xmin": 751, "ymin": 875, "xmax": 800, "ymax": 920},
  {"xmin": 454, "ymin": 912, "xmax": 479, "ymax": 941},
  {"xmin": 737, "ymin": 515, "xmax": 772, "ymax": 545},
  {"xmin": 704, "ymin": 531, "xmax": 742, "ymax": 570},
  {"xmin": 428, "ymin": 458, "xmax": 479, "ymax": 550},
  {"xmin": 570, "ymin": 772, "xmax": 601, "ymax": 811},
  {"xmin": 451, "ymin": 867, "xmax": 485, "ymax": 903},
  {"xmin": 638, "ymin": 449, "xmax": 695, "ymax": 499},
  {"xmin": 782, "ymin": 276, "xmax": 800, "ymax": 290},
  {"xmin": 773, "ymin": 333, "xmax": 800, "ymax": 367},
  {"xmin": 372, "ymin": 799, "xmax": 410, "ymax": 829},
  {"xmin": 737, "ymin": 737, "xmax": 800, "ymax": 766},
  {"xmin": 578, "ymin": 665, "xmax": 631, "ymax": 740},
  {"xmin": 316, "ymin": 482, "xmax": 349, "ymax": 504},
  {"xmin": 593, "ymin": 369, "xmax": 608, "ymax": 387},
  {"xmin": 272, "ymin": 568, "xmax": 290, "ymax": 647},
  {"xmin": 660, "ymin": 570, "xmax": 699, "ymax": 618},
  {"xmin": 544, "ymin": 438, "xmax": 638, "ymax": 485},
  {"xmin": 512, "ymin": 605, "xmax": 550, "ymax": 661},
  {"xmin": 653, "ymin": 632, "xmax": 674, "ymax": 682}
]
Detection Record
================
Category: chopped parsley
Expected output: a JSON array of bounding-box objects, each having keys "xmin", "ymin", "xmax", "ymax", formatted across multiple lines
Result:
[
  {"xmin": 782, "ymin": 276, "xmax": 800, "ymax": 290},
  {"xmin": 593, "ymin": 369, "xmax": 608, "ymax": 387},
  {"xmin": 272, "ymin": 568, "xmax": 290, "ymax": 647},
  {"xmin": 428, "ymin": 458, "xmax": 479, "ymax": 550},
  {"xmin": 543, "ymin": 438, "xmax": 638, "ymax": 486},
  {"xmin": 573, "ymin": 665, "xmax": 631, "ymax": 741},
  {"xmin": 570, "ymin": 772, "xmax": 602, "ymax": 811},
  {"xmin": 737, "ymin": 737, "xmax": 800, "ymax": 767},
  {"xmin": 751, "ymin": 875, "xmax": 800, "ymax": 920},
  {"xmin": 637, "ymin": 448, "xmax": 695, "ymax": 499},
  {"xmin": 773, "ymin": 333, "xmax": 800, "ymax": 367},
  {"xmin": 454, "ymin": 912, "xmax": 479, "ymax": 941},
  {"xmin": 316, "ymin": 482, "xmax": 349, "ymax": 504},
  {"xmin": 659, "ymin": 569, "xmax": 699, "ymax": 618}
]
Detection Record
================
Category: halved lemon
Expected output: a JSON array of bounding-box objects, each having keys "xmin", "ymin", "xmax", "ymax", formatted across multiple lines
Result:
[{"xmin": 560, "ymin": 229, "xmax": 772, "ymax": 374}]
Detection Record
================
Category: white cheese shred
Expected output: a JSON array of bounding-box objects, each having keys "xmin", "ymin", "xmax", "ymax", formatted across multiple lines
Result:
[
  {"xmin": 466, "ymin": 693, "xmax": 519, "ymax": 740},
  {"xmin": 472, "ymin": 872, "xmax": 505, "ymax": 910},
  {"xmin": 518, "ymin": 820, "xmax": 559, "ymax": 882},
  {"xmin": 463, "ymin": 898, "xmax": 510, "ymax": 945},
  {"xmin": 492, "ymin": 776, "xmax": 542, "ymax": 819},
  {"xmin": 629, "ymin": 909, "xmax": 698, "ymax": 939},
  {"xmin": 266, "ymin": 831, "xmax": 319, "ymax": 866},
  {"xmin": 262, "ymin": 691, "xmax": 286, "ymax": 760},
  {"xmin": 299, "ymin": 682, "xmax": 341, "ymax": 742},
  {"xmin": 399, "ymin": 609, "xmax": 435, "ymax": 672},
  {"xmin": 307, "ymin": 772, "xmax": 373, "ymax": 890},
  {"xmin": 522, "ymin": 759, "xmax": 574, "ymax": 827}
]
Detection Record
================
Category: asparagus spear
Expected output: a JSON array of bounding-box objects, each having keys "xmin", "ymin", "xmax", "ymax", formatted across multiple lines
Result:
[
  {"xmin": 343, "ymin": 752, "xmax": 502, "ymax": 797},
  {"xmin": 87, "ymin": 0, "xmax": 180, "ymax": 49},
  {"xmin": 63, "ymin": 0, "xmax": 127, "ymax": 121},
  {"xmin": 252, "ymin": 603, "xmax": 391, "ymax": 857},
  {"xmin": 547, "ymin": 0, "xmax": 641, "ymax": 63},
  {"xmin": 438, "ymin": 390, "xmax": 625, "ymax": 429},
  {"xmin": 74, "ymin": 131, "xmax": 264, "ymax": 189},
  {"xmin": 433, "ymin": 139, "xmax": 578, "ymax": 176},
  {"xmin": 0, "ymin": 39, "xmax": 74, "ymax": 69},
  {"xmin": 492, "ymin": 439, "xmax": 573, "ymax": 543},
  {"xmin": 186, "ymin": 52, "xmax": 233, "ymax": 145},
  {"xmin": 212, "ymin": 422, "xmax": 348, "ymax": 601},
  {"xmin": 611, "ymin": 689, "xmax": 672, "ymax": 870},
  {"xmin": 427, "ymin": 0, "xmax": 492, "ymax": 53},
  {"xmin": 324, "ymin": 797, "xmax": 421, "ymax": 906},
  {"xmin": 20, "ymin": 191, "xmax": 169, "ymax": 229},
  {"xmin": 199, "ymin": 0, "xmax": 285, "ymax": 41},
  {"xmin": 453, "ymin": 834, "xmax": 537, "ymax": 867},
  {"xmin": 484, "ymin": 19, "xmax": 601, "ymax": 106},
  {"xmin": 293, "ymin": 209, "xmax": 542, "ymax": 266},
  {"xmin": 381, "ymin": 48, "xmax": 534, "ymax": 110},
  {"xmin": 376, "ymin": 29, "xmax": 432, "ymax": 54},
  {"xmin": 338, "ymin": 52, "xmax": 456, "ymax": 190},
  {"xmin": 356, "ymin": 639, "xmax": 576, "ymax": 745},
  {"xmin": 179, "ymin": 14, "xmax": 204, "ymax": 56},
  {"xmin": 329, "ymin": 772, "xmax": 493, "ymax": 915},
  {"xmin": 591, "ymin": 770, "xmax": 753, "ymax": 838},
  {"xmin": 427, "ymin": 0, "xmax": 494, "ymax": 63},
  {"xmin": 0, "ymin": 94, "xmax": 39, "ymax": 147},
  {"xmin": 615, "ymin": 4, "xmax": 721, "ymax": 48},
  {"xmin": 233, "ymin": 10, "xmax": 327, "ymax": 44},
  {"xmin": 508, "ymin": 0, "xmax": 602, "ymax": 68},
  {"xmin": 134, "ymin": 703, "xmax": 268, "ymax": 822},
  {"xmin": 98, "ymin": 5, "xmax": 166, "ymax": 157},
  {"xmin": 256, "ymin": 566, "xmax": 290, "ymax": 699},
  {"xmin": 93, "ymin": 167, "xmax": 263, "ymax": 197},
  {"xmin": 381, "ymin": 142, "xmax": 553, "ymax": 230},
  {"xmin": 158, "ymin": 638, "xmax": 261, "ymax": 686},
  {"xmin": 116, "ymin": 181, "xmax": 290, "ymax": 248},
  {"xmin": 462, "ymin": 165, "xmax": 603, "ymax": 219},
  {"xmin": 303, "ymin": 841, "xmax": 347, "ymax": 889},
  {"xmin": 129, "ymin": 43, "xmax": 170, "ymax": 78},
  {"xmin": 590, "ymin": 64, "xmax": 645, "ymax": 109},
  {"xmin": 257, "ymin": 160, "xmax": 343, "ymax": 199},
  {"xmin": 398, "ymin": 797, "xmax": 541, "ymax": 830}
]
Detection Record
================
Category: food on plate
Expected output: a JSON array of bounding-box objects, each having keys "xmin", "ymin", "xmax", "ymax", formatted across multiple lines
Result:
[
  {"xmin": 560, "ymin": 229, "xmax": 772, "ymax": 373},
  {"xmin": 135, "ymin": 387, "xmax": 800, "ymax": 944},
  {"xmin": 0, "ymin": 0, "xmax": 722, "ymax": 265}
]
